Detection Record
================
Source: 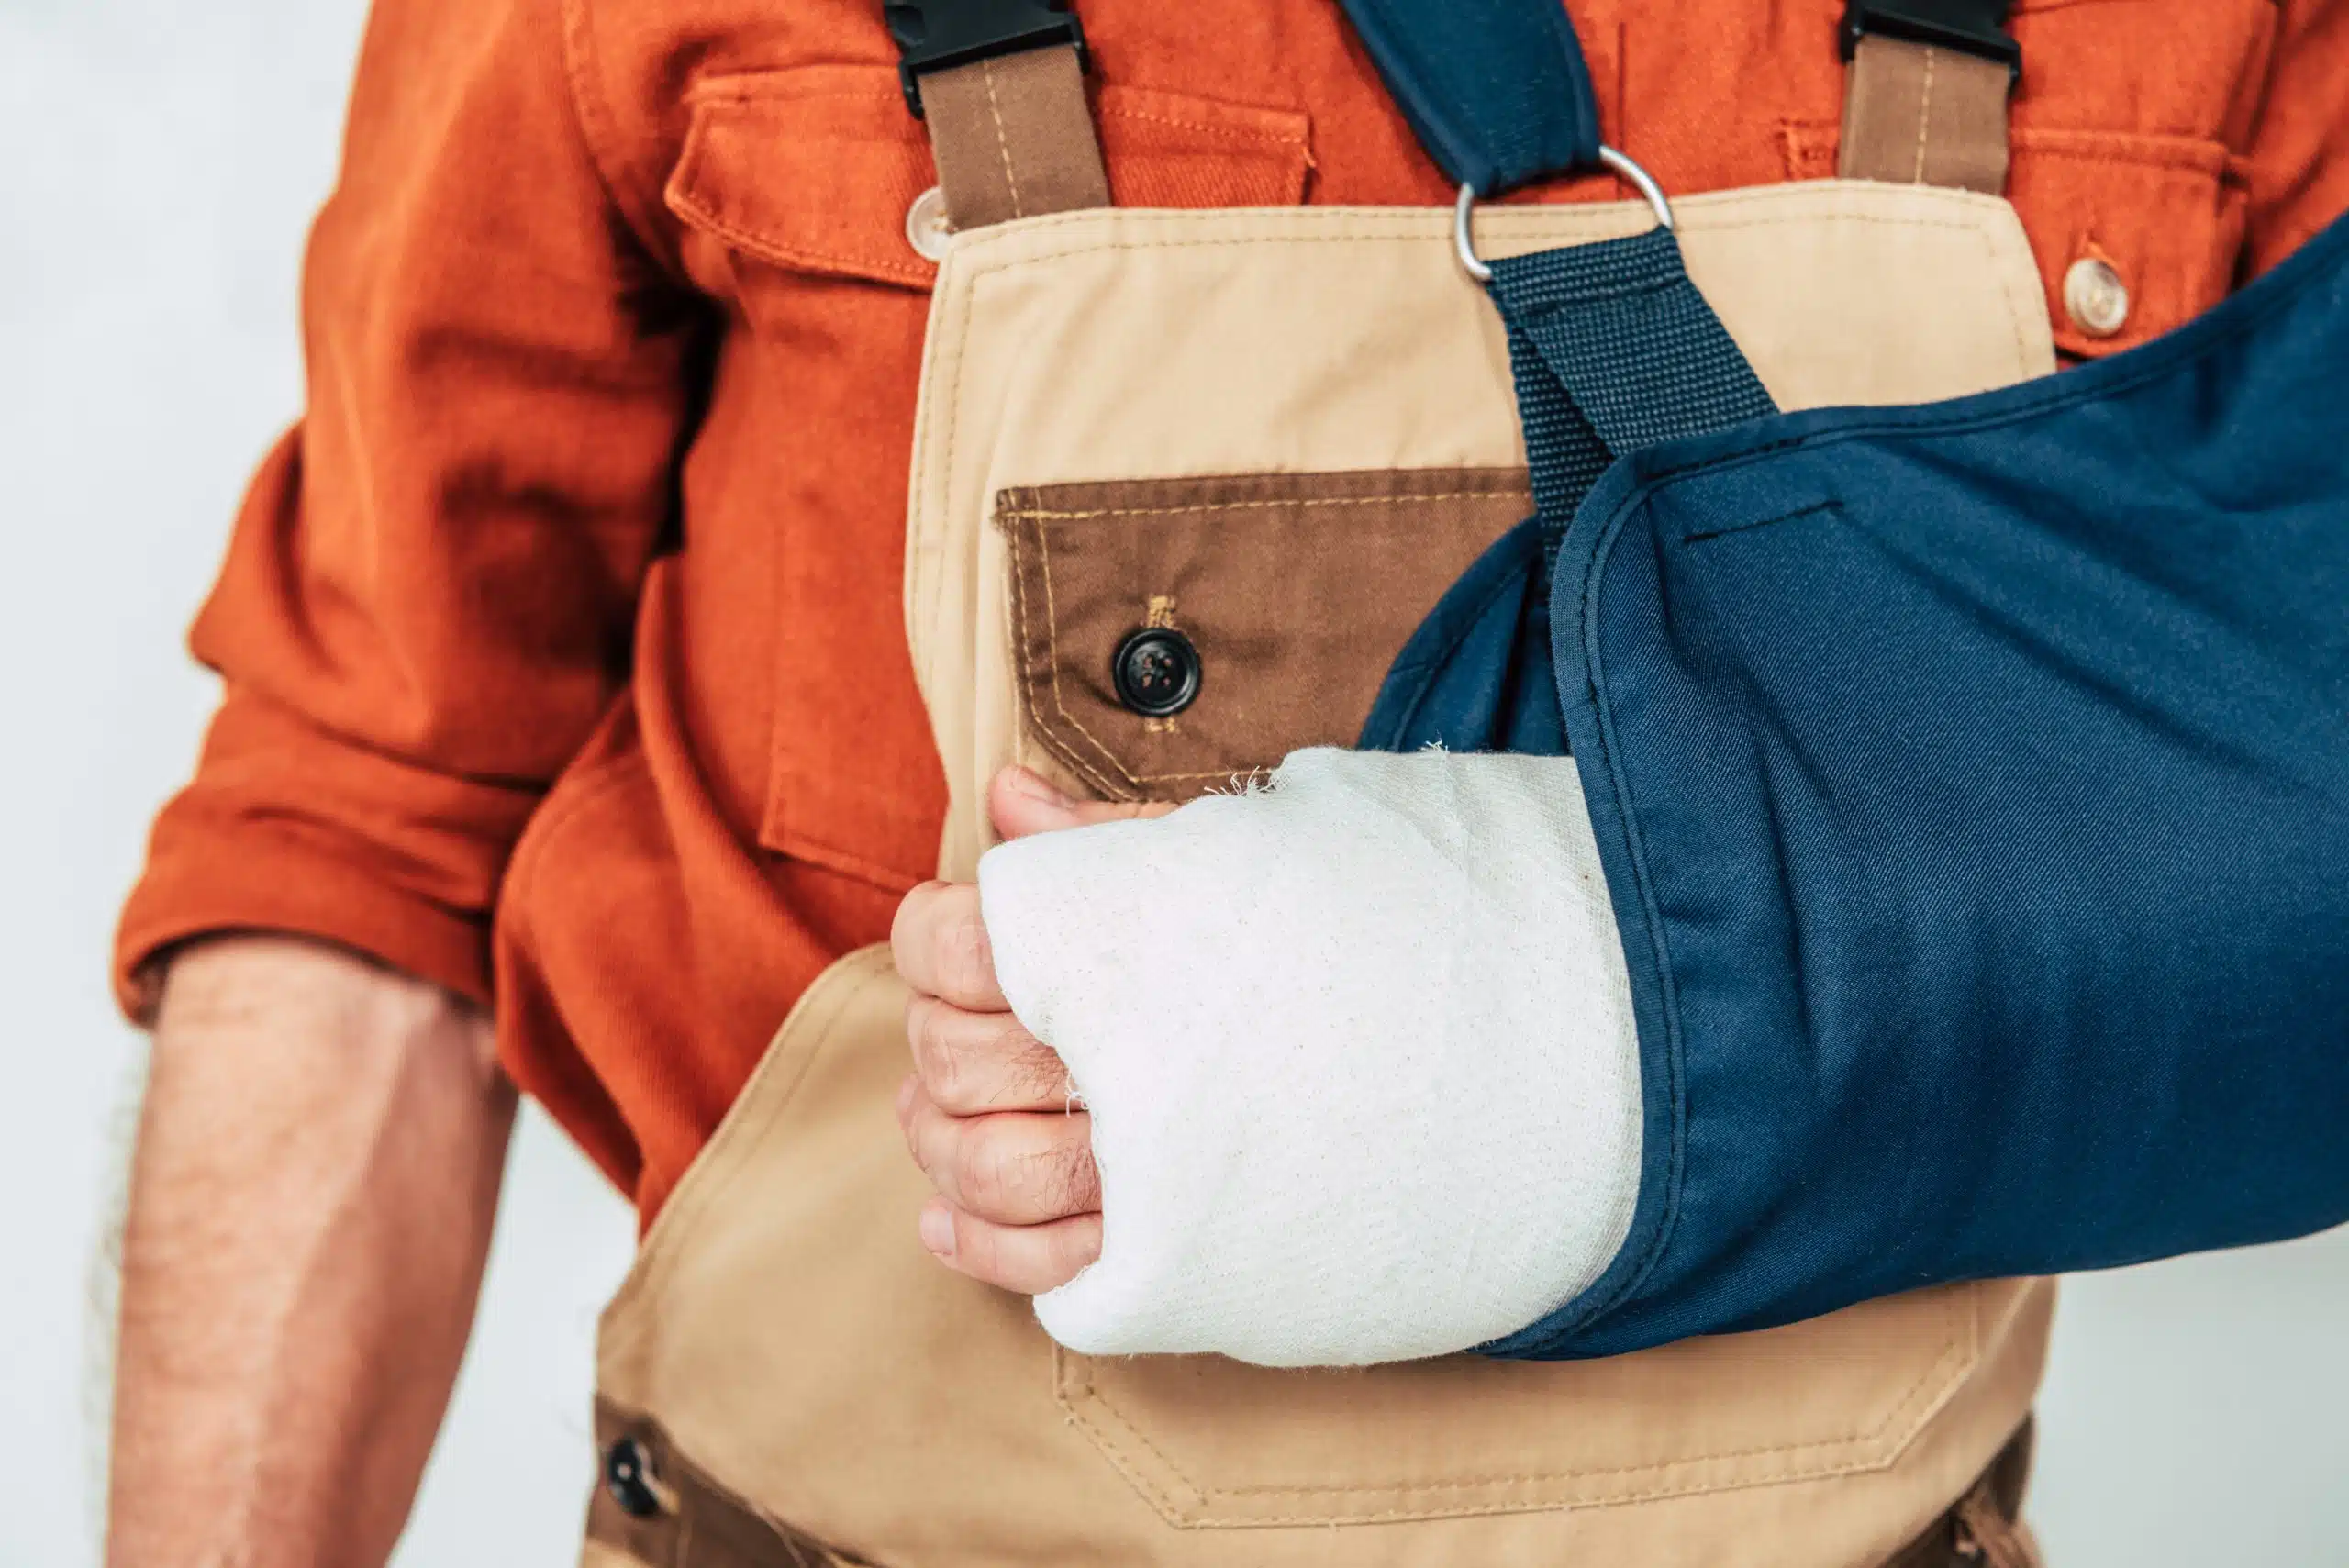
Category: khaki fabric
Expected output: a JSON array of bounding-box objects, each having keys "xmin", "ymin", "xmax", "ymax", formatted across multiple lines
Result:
[
  {"xmin": 1840, "ymin": 36, "xmax": 2014, "ymax": 195},
  {"xmin": 918, "ymin": 46, "xmax": 1109, "ymax": 232},
  {"xmin": 596, "ymin": 947, "xmax": 2054, "ymax": 1566},
  {"xmin": 907, "ymin": 183, "xmax": 2055, "ymax": 882},
  {"xmin": 591, "ymin": 181, "xmax": 2062, "ymax": 1568}
]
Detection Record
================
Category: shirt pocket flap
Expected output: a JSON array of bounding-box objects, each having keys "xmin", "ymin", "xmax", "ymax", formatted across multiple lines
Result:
[
  {"xmin": 666, "ymin": 68, "xmax": 1314, "ymax": 290},
  {"xmin": 2005, "ymin": 128, "xmax": 2249, "ymax": 358}
]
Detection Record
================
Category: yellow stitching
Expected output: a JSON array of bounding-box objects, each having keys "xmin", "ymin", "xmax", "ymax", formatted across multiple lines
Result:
[
  {"xmin": 1061, "ymin": 1287, "xmax": 1976, "ymax": 1503},
  {"xmin": 1033, "ymin": 529, "xmax": 1320, "ymax": 783},
  {"xmin": 981, "ymin": 59, "xmax": 1023, "ymax": 219},
  {"xmin": 1057, "ymin": 1387, "xmax": 1207, "ymax": 1521},
  {"xmin": 1060, "ymin": 1326, "xmax": 1973, "ymax": 1516},
  {"xmin": 942, "ymin": 205, "xmax": 2018, "ymax": 280},
  {"xmin": 1098, "ymin": 106, "xmax": 1306, "ymax": 150},
  {"xmin": 1913, "ymin": 46, "xmax": 1936, "ymax": 185},
  {"xmin": 998, "ymin": 490, "xmax": 1524, "ymax": 522},
  {"xmin": 1005, "ymin": 520, "xmax": 1126, "ymax": 798},
  {"xmin": 1009, "ymin": 521, "xmax": 1291, "ymax": 785},
  {"xmin": 1033, "ymin": 519, "xmax": 1152, "ymax": 788}
]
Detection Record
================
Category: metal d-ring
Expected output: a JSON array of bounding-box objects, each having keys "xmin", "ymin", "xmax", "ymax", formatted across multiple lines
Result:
[{"xmin": 1453, "ymin": 146, "xmax": 1675, "ymax": 284}]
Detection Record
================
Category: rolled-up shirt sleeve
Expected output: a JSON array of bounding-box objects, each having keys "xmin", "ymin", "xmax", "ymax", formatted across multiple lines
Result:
[{"xmin": 115, "ymin": 0, "xmax": 696, "ymax": 1018}]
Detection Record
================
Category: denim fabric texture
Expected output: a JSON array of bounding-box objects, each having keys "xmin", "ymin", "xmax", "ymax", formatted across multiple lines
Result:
[{"xmin": 1486, "ymin": 206, "xmax": 2349, "ymax": 1360}]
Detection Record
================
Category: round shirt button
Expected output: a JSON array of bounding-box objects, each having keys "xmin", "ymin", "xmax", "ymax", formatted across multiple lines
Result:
[
  {"xmin": 2064, "ymin": 256, "xmax": 2130, "ymax": 339},
  {"xmin": 1112, "ymin": 628, "xmax": 1202, "ymax": 717},
  {"xmin": 906, "ymin": 185, "xmax": 953, "ymax": 262},
  {"xmin": 603, "ymin": 1436, "xmax": 663, "ymax": 1518}
]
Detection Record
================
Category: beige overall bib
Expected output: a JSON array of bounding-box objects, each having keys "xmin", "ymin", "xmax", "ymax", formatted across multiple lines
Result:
[{"xmin": 585, "ymin": 38, "xmax": 2058, "ymax": 1568}]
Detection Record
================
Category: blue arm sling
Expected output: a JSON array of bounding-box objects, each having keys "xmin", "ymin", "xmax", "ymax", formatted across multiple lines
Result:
[{"xmin": 1341, "ymin": 0, "xmax": 2349, "ymax": 1358}]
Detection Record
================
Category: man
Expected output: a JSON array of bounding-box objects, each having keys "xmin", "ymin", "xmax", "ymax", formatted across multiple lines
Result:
[{"xmin": 111, "ymin": 0, "xmax": 2349, "ymax": 1562}]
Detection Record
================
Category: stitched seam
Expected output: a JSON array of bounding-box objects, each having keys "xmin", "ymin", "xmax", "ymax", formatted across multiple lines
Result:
[
  {"xmin": 1542, "ymin": 199, "xmax": 2053, "ymax": 1339},
  {"xmin": 669, "ymin": 191, "xmax": 934, "ymax": 286},
  {"xmin": 1072, "ymin": 1307, "xmax": 1968, "ymax": 1501},
  {"xmin": 1057, "ymin": 1386, "xmax": 1208, "ymax": 1522},
  {"xmin": 982, "ymin": 59, "xmax": 1025, "ymax": 219},
  {"xmin": 1914, "ymin": 45, "xmax": 1936, "ymax": 185},
  {"xmin": 998, "ymin": 491, "xmax": 1521, "ymax": 522},
  {"xmin": 1032, "ymin": 520, "xmax": 1208, "ymax": 789},
  {"xmin": 1550, "ymin": 503, "xmax": 1693, "ymax": 1332},
  {"xmin": 947, "ymin": 208, "xmax": 2021, "ymax": 284},
  {"xmin": 1006, "ymin": 520, "xmax": 1130, "ymax": 797},
  {"xmin": 678, "ymin": 82, "xmax": 1306, "ymax": 147},
  {"xmin": 1683, "ymin": 498, "xmax": 1844, "ymax": 543},
  {"xmin": 601, "ymin": 949, "xmax": 893, "ymax": 1333},
  {"xmin": 1624, "ymin": 229, "xmax": 2318, "ymax": 499},
  {"xmin": 1020, "ymin": 505, "xmax": 1471, "ymax": 785},
  {"xmin": 1993, "ymin": 220, "xmax": 2032, "ymax": 378},
  {"xmin": 1063, "ymin": 1351, "xmax": 1976, "ymax": 1524},
  {"xmin": 1098, "ymin": 106, "xmax": 1305, "ymax": 150},
  {"xmin": 1507, "ymin": 272, "xmax": 1686, "ymax": 310}
]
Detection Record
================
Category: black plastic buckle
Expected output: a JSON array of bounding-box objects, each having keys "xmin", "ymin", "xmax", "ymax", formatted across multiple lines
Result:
[
  {"xmin": 885, "ymin": 0, "xmax": 1090, "ymax": 118},
  {"xmin": 1841, "ymin": 0, "xmax": 2020, "ymax": 81}
]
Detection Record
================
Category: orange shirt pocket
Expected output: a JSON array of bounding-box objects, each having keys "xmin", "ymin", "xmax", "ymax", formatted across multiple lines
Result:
[
  {"xmin": 666, "ymin": 65, "xmax": 1314, "ymax": 295},
  {"xmin": 658, "ymin": 66, "xmax": 1316, "ymax": 895},
  {"xmin": 2006, "ymin": 128, "xmax": 2251, "ymax": 360}
]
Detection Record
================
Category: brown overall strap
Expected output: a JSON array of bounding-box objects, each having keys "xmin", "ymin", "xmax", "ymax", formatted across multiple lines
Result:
[
  {"xmin": 918, "ymin": 46, "xmax": 1108, "ymax": 228},
  {"xmin": 888, "ymin": 2, "xmax": 1109, "ymax": 231},
  {"xmin": 1837, "ymin": 2, "xmax": 2019, "ymax": 195}
]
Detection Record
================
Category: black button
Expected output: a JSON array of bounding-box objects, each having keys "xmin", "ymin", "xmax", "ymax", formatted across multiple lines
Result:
[
  {"xmin": 603, "ymin": 1436, "xmax": 662, "ymax": 1518},
  {"xmin": 1111, "ymin": 628, "xmax": 1201, "ymax": 717}
]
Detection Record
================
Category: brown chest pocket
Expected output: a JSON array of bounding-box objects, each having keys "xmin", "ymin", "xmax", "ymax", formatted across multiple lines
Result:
[{"xmin": 996, "ymin": 470, "xmax": 1531, "ymax": 803}]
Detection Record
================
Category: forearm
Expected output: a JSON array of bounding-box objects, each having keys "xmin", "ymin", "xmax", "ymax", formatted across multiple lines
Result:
[{"xmin": 108, "ymin": 936, "xmax": 515, "ymax": 1568}]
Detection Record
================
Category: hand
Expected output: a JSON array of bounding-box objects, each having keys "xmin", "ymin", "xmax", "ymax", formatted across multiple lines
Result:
[{"xmin": 889, "ymin": 767, "xmax": 1171, "ymax": 1294}]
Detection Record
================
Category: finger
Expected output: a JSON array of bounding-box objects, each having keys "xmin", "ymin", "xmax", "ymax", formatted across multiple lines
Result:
[
  {"xmin": 906, "ymin": 994, "xmax": 1079, "ymax": 1115},
  {"xmin": 987, "ymin": 766, "xmax": 1180, "ymax": 843},
  {"xmin": 889, "ymin": 879, "xmax": 1007, "ymax": 1010},
  {"xmin": 903, "ymin": 1083, "xmax": 1101, "ymax": 1225},
  {"xmin": 918, "ymin": 1198, "xmax": 1103, "ymax": 1295}
]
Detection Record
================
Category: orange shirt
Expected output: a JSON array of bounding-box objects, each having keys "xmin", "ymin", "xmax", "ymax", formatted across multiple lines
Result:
[{"xmin": 117, "ymin": 0, "xmax": 2349, "ymax": 1223}]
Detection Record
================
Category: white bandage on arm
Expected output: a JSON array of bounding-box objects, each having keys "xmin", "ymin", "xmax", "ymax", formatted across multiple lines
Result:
[{"xmin": 977, "ymin": 747, "xmax": 1642, "ymax": 1368}]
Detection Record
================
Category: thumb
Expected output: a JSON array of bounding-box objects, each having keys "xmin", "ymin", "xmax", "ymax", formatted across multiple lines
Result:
[{"xmin": 988, "ymin": 766, "xmax": 1177, "ymax": 842}]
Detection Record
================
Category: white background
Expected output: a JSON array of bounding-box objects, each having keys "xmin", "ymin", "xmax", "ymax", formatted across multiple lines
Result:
[{"xmin": 1, "ymin": 3, "xmax": 2344, "ymax": 1565}]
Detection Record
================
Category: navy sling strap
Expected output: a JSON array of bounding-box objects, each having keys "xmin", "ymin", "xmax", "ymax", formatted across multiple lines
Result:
[
  {"xmin": 1362, "ymin": 228, "xmax": 1777, "ymax": 756},
  {"xmin": 1489, "ymin": 207, "xmax": 2349, "ymax": 1359},
  {"xmin": 1333, "ymin": 0, "xmax": 1602, "ymax": 194}
]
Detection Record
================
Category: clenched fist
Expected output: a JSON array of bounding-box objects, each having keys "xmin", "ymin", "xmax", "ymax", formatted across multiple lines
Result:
[{"xmin": 889, "ymin": 766, "xmax": 1171, "ymax": 1293}]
